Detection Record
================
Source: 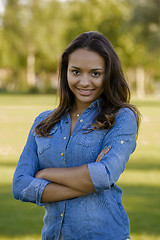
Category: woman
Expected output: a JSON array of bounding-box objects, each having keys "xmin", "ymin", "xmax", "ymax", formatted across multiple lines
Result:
[{"xmin": 13, "ymin": 31, "xmax": 140, "ymax": 240}]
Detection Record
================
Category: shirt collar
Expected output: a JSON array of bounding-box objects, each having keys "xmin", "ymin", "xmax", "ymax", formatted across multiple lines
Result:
[
  {"xmin": 87, "ymin": 98, "xmax": 102, "ymax": 112},
  {"xmin": 65, "ymin": 98, "xmax": 102, "ymax": 114}
]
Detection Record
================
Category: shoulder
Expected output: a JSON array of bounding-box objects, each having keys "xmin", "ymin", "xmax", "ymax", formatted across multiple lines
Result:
[
  {"xmin": 35, "ymin": 109, "xmax": 56, "ymax": 123},
  {"xmin": 116, "ymin": 107, "xmax": 137, "ymax": 121},
  {"xmin": 114, "ymin": 107, "xmax": 137, "ymax": 132},
  {"xmin": 37, "ymin": 110, "xmax": 54, "ymax": 119}
]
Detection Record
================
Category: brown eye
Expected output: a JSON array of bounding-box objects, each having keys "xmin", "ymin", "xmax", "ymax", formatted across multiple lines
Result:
[
  {"xmin": 92, "ymin": 72, "xmax": 100, "ymax": 77},
  {"xmin": 72, "ymin": 70, "xmax": 80, "ymax": 75}
]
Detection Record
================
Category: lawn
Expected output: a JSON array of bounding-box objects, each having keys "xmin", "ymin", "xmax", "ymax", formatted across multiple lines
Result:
[{"xmin": 0, "ymin": 94, "xmax": 160, "ymax": 240}]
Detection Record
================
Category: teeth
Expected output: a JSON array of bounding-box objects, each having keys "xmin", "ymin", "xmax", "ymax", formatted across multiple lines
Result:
[{"xmin": 80, "ymin": 89, "xmax": 91, "ymax": 92}]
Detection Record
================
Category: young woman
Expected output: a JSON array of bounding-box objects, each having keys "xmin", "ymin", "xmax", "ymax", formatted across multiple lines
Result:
[{"xmin": 13, "ymin": 31, "xmax": 140, "ymax": 240}]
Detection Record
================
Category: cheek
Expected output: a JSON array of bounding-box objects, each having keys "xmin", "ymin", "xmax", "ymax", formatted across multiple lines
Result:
[
  {"xmin": 93, "ymin": 77, "xmax": 104, "ymax": 89},
  {"xmin": 67, "ymin": 73, "xmax": 76, "ymax": 91}
]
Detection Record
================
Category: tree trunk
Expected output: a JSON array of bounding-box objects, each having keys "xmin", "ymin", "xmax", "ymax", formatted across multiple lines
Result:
[
  {"xmin": 27, "ymin": 52, "xmax": 36, "ymax": 86},
  {"xmin": 136, "ymin": 67, "xmax": 145, "ymax": 99}
]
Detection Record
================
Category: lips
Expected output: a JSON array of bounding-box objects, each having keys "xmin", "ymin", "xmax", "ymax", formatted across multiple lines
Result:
[{"xmin": 77, "ymin": 88, "xmax": 94, "ymax": 96}]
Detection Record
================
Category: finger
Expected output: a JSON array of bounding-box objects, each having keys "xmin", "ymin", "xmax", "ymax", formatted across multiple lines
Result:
[
  {"xmin": 104, "ymin": 145, "xmax": 111, "ymax": 153},
  {"xmin": 96, "ymin": 154, "xmax": 100, "ymax": 162},
  {"xmin": 96, "ymin": 146, "xmax": 111, "ymax": 162},
  {"xmin": 96, "ymin": 152, "xmax": 104, "ymax": 162}
]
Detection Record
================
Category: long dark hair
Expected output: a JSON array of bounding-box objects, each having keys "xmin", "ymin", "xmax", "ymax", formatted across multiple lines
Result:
[{"xmin": 35, "ymin": 31, "xmax": 140, "ymax": 137}]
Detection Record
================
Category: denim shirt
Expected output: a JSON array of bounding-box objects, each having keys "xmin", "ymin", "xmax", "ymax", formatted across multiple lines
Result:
[{"xmin": 13, "ymin": 99, "xmax": 137, "ymax": 240}]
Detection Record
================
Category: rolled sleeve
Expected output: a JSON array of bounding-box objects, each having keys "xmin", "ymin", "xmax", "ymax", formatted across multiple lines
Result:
[
  {"xmin": 88, "ymin": 162, "xmax": 110, "ymax": 192},
  {"xmin": 22, "ymin": 178, "xmax": 50, "ymax": 206},
  {"xmin": 88, "ymin": 108, "xmax": 137, "ymax": 192}
]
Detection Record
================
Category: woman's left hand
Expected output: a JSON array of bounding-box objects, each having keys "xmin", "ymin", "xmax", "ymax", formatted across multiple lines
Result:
[{"xmin": 96, "ymin": 145, "xmax": 111, "ymax": 162}]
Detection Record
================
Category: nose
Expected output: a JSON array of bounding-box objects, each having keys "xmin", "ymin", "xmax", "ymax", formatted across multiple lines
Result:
[{"xmin": 80, "ymin": 74, "xmax": 89, "ymax": 87}]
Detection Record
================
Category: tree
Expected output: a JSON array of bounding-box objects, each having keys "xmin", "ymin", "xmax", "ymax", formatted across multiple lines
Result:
[
  {"xmin": 126, "ymin": 0, "xmax": 160, "ymax": 96},
  {"xmin": 1, "ymin": 0, "xmax": 64, "ymax": 90},
  {"xmin": 63, "ymin": 0, "xmax": 127, "ymax": 47},
  {"xmin": 0, "ymin": 0, "xmax": 159, "ymax": 94}
]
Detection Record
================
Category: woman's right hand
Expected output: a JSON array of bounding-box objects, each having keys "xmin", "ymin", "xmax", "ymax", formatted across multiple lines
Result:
[{"xmin": 96, "ymin": 145, "xmax": 111, "ymax": 162}]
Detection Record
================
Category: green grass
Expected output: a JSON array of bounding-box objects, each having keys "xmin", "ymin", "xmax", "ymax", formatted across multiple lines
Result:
[{"xmin": 0, "ymin": 94, "xmax": 160, "ymax": 240}]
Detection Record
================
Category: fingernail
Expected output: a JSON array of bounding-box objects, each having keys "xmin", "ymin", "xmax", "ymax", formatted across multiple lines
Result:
[{"xmin": 104, "ymin": 145, "xmax": 111, "ymax": 151}]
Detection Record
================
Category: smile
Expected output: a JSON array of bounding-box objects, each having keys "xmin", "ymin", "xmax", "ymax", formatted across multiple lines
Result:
[{"xmin": 77, "ymin": 88, "xmax": 94, "ymax": 96}]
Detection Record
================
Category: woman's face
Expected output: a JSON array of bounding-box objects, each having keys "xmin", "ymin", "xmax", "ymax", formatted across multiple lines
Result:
[{"xmin": 67, "ymin": 48, "xmax": 105, "ymax": 109}]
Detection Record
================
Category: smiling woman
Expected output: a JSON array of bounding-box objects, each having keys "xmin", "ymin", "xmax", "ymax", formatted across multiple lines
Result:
[
  {"xmin": 13, "ymin": 31, "xmax": 140, "ymax": 240},
  {"xmin": 67, "ymin": 49, "xmax": 105, "ymax": 110},
  {"xmin": 67, "ymin": 48, "xmax": 106, "ymax": 132}
]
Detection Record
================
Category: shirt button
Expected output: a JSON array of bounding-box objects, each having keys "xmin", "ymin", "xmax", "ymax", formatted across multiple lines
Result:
[
  {"xmin": 61, "ymin": 153, "xmax": 64, "ymax": 156},
  {"xmin": 63, "ymin": 137, "xmax": 66, "ymax": 140},
  {"xmin": 80, "ymin": 119, "xmax": 83, "ymax": 123},
  {"xmin": 92, "ymin": 104, "xmax": 95, "ymax": 107},
  {"xmin": 121, "ymin": 140, "xmax": 124, "ymax": 144},
  {"xmin": 61, "ymin": 213, "xmax": 63, "ymax": 217}
]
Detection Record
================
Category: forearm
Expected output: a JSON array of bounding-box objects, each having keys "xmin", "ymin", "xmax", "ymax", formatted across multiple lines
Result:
[
  {"xmin": 36, "ymin": 164, "xmax": 95, "ymax": 193},
  {"xmin": 41, "ymin": 182, "xmax": 87, "ymax": 203},
  {"xmin": 36, "ymin": 147, "xmax": 111, "ymax": 194}
]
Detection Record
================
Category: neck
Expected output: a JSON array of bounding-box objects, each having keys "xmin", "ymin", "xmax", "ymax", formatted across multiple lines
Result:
[
  {"xmin": 70, "ymin": 103, "xmax": 87, "ymax": 118},
  {"xmin": 71, "ymin": 106, "xmax": 84, "ymax": 117},
  {"xmin": 73, "ymin": 101, "xmax": 92, "ymax": 115}
]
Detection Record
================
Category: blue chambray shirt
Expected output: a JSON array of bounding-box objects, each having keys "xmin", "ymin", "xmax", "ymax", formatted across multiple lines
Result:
[{"xmin": 13, "ymin": 99, "xmax": 137, "ymax": 240}]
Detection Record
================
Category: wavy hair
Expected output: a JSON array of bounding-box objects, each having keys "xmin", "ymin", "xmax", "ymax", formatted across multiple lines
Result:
[{"xmin": 35, "ymin": 31, "xmax": 140, "ymax": 137}]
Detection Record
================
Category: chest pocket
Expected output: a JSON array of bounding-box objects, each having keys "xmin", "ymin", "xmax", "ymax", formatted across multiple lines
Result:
[
  {"xmin": 33, "ymin": 127, "xmax": 58, "ymax": 155},
  {"xmin": 76, "ymin": 124, "xmax": 107, "ymax": 147}
]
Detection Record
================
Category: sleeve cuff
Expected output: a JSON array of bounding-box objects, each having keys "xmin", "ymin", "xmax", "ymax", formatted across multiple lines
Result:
[
  {"xmin": 88, "ymin": 162, "xmax": 110, "ymax": 192},
  {"xmin": 22, "ymin": 178, "xmax": 50, "ymax": 206}
]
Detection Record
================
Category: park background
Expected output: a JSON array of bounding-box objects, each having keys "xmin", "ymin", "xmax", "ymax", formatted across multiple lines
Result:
[{"xmin": 0, "ymin": 0, "xmax": 160, "ymax": 239}]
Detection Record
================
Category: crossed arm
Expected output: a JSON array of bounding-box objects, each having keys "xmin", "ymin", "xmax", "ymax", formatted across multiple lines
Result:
[{"xmin": 35, "ymin": 146, "xmax": 110, "ymax": 203}]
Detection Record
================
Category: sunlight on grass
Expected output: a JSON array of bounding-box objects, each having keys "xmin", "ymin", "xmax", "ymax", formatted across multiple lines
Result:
[
  {"xmin": 119, "ymin": 169, "xmax": 160, "ymax": 186},
  {"xmin": 0, "ymin": 235, "xmax": 41, "ymax": 240},
  {"xmin": 131, "ymin": 234, "xmax": 160, "ymax": 240},
  {"xmin": 1, "ymin": 234, "xmax": 159, "ymax": 240}
]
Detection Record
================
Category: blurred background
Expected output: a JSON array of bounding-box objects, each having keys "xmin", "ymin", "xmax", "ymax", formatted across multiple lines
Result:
[{"xmin": 0, "ymin": 0, "xmax": 160, "ymax": 239}]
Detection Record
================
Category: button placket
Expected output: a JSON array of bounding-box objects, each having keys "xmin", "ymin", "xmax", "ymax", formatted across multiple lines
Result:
[{"xmin": 60, "ymin": 114, "xmax": 71, "ymax": 165}]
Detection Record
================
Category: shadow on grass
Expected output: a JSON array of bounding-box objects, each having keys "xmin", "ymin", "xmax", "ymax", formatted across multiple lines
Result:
[
  {"xmin": 0, "ymin": 184, "xmax": 160, "ymax": 238},
  {"xmin": 121, "ymin": 184, "xmax": 160, "ymax": 236},
  {"xmin": 0, "ymin": 185, "xmax": 44, "ymax": 237},
  {"xmin": 127, "ymin": 152, "xmax": 160, "ymax": 171},
  {"xmin": 127, "ymin": 160, "xmax": 160, "ymax": 171}
]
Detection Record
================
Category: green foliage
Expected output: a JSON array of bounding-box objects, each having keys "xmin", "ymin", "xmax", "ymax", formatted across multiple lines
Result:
[
  {"xmin": 130, "ymin": 0, "xmax": 160, "ymax": 52},
  {"xmin": 125, "ymin": 0, "xmax": 160, "ymax": 73},
  {"xmin": 0, "ymin": 0, "xmax": 160, "ymax": 92},
  {"xmin": 63, "ymin": 0, "xmax": 126, "ymax": 47}
]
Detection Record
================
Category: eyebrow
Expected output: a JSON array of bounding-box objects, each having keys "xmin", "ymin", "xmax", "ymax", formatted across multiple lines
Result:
[{"xmin": 69, "ymin": 66, "xmax": 103, "ymax": 71}]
